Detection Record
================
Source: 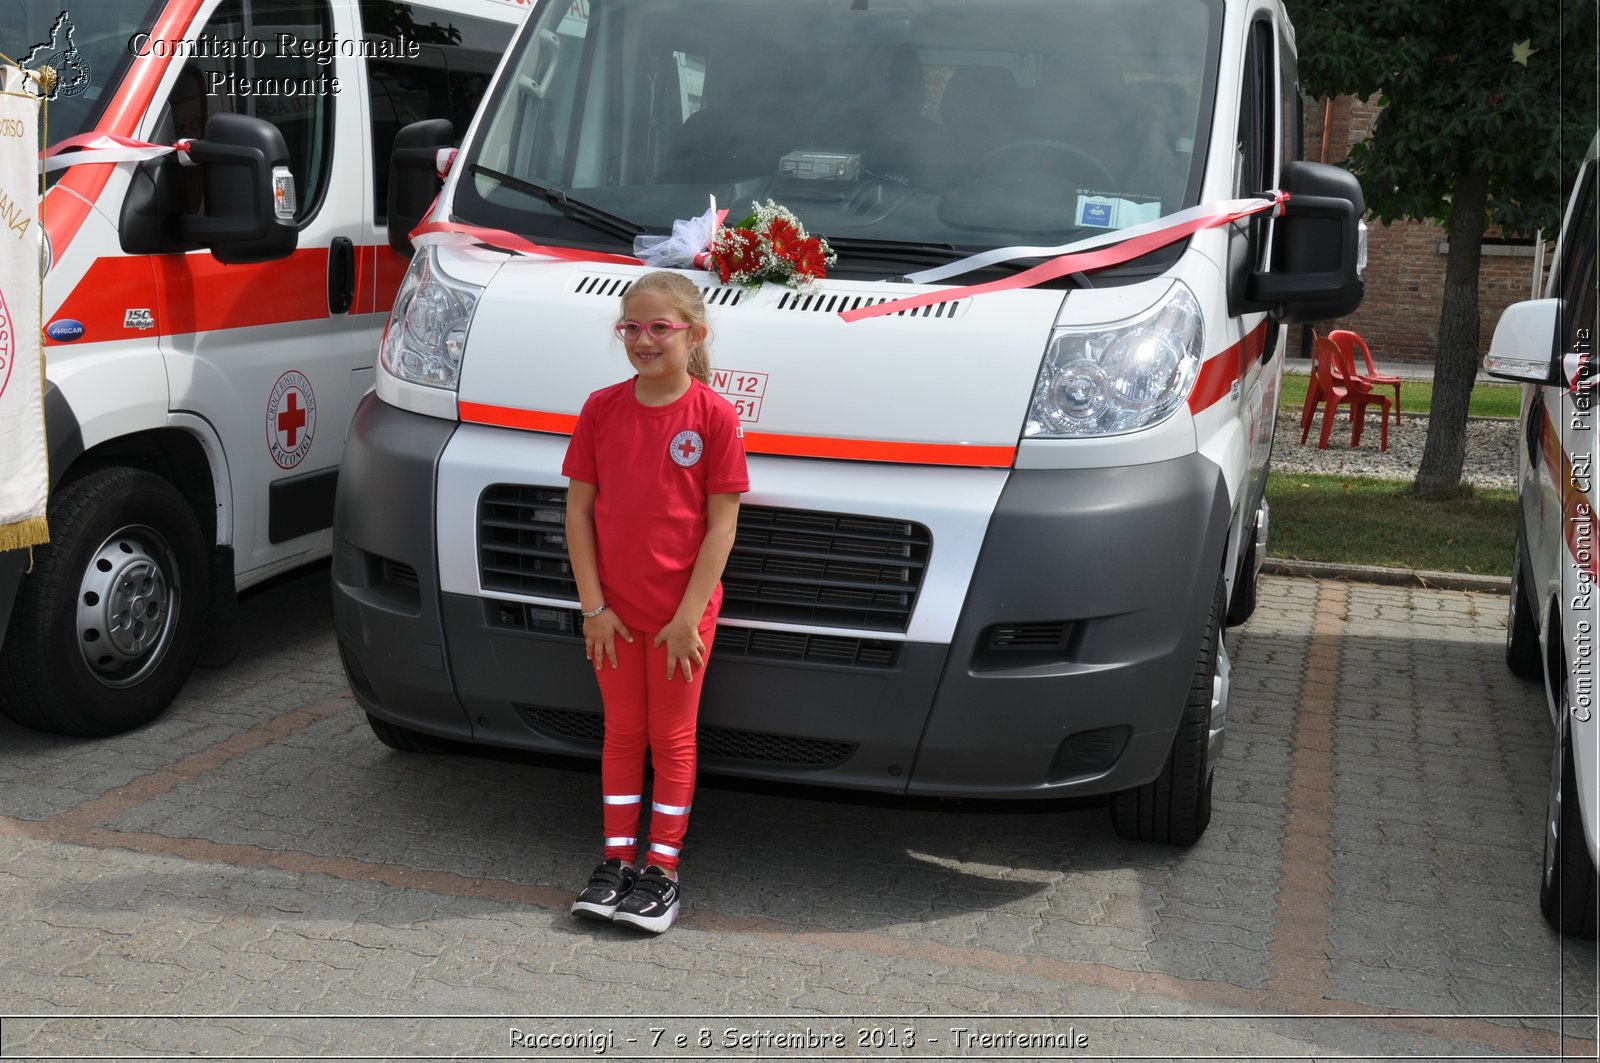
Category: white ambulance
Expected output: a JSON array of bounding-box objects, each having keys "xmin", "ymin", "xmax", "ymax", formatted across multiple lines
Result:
[
  {"xmin": 334, "ymin": 0, "xmax": 1365, "ymax": 844},
  {"xmin": 0, "ymin": 0, "xmax": 524, "ymax": 736},
  {"xmin": 1487, "ymin": 132, "xmax": 1599, "ymax": 936}
]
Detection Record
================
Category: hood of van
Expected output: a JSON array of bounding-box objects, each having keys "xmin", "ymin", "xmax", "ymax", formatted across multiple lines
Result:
[{"xmin": 458, "ymin": 262, "xmax": 1068, "ymax": 466}]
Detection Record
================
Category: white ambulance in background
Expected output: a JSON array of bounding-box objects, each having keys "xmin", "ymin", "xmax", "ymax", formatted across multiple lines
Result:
[
  {"xmin": 0, "ymin": 0, "xmax": 524, "ymax": 736},
  {"xmin": 1487, "ymin": 132, "xmax": 1600, "ymax": 937},
  {"xmin": 335, "ymin": 0, "xmax": 1367, "ymax": 845}
]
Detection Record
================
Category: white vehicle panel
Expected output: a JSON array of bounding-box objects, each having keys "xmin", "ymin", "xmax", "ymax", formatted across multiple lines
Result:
[{"xmin": 459, "ymin": 264, "xmax": 1064, "ymax": 452}]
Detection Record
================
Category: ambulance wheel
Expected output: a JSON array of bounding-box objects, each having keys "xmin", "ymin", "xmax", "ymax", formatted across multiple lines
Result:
[
  {"xmin": 366, "ymin": 713, "xmax": 453, "ymax": 754},
  {"xmin": 1110, "ymin": 574, "xmax": 1222, "ymax": 846},
  {"xmin": 1506, "ymin": 537, "xmax": 1542, "ymax": 680},
  {"xmin": 1541, "ymin": 697, "xmax": 1598, "ymax": 938},
  {"xmin": 0, "ymin": 467, "xmax": 209, "ymax": 737}
]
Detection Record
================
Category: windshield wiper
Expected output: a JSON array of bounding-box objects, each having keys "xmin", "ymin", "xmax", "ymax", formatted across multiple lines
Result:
[
  {"xmin": 469, "ymin": 164, "xmax": 645, "ymax": 245},
  {"xmin": 826, "ymin": 237, "xmax": 962, "ymax": 267}
]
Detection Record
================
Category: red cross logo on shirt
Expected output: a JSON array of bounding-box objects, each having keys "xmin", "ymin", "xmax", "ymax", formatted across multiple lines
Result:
[{"xmin": 670, "ymin": 429, "xmax": 705, "ymax": 468}]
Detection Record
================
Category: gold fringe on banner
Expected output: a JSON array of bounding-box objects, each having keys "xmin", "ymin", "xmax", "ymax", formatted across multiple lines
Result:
[{"xmin": 0, "ymin": 517, "xmax": 49, "ymax": 552}]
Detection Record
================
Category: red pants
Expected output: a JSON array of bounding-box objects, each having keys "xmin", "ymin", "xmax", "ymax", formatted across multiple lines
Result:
[{"xmin": 595, "ymin": 622, "xmax": 715, "ymax": 874}]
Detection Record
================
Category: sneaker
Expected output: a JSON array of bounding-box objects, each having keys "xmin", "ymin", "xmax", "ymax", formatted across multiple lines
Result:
[
  {"xmin": 570, "ymin": 858, "xmax": 638, "ymax": 921},
  {"xmin": 611, "ymin": 865, "xmax": 680, "ymax": 933}
]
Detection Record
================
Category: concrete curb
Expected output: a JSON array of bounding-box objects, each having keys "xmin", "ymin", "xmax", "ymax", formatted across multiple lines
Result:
[{"xmin": 1264, "ymin": 557, "xmax": 1510, "ymax": 594}]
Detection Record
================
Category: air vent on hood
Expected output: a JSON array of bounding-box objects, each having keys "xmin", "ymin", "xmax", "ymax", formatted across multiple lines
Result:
[
  {"xmin": 573, "ymin": 274, "xmax": 744, "ymax": 307},
  {"xmin": 777, "ymin": 290, "xmax": 964, "ymax": 319}
]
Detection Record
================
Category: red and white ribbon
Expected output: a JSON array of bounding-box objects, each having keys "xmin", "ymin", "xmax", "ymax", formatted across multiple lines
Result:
[
  {"xmin": 409, "ymin": 219, "xmax": 644, "ymax": 266},
  {"xmin": 840, "ymin": 192, "xmax": 1288, "ymax": 323},
  {"xmin": 43, "ymin": 132, "xmax": 192, "ymax": 174}
]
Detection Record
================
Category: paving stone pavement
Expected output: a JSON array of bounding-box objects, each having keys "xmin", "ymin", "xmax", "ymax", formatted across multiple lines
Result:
[{"xmin": 0, "ymin": 566, "xmax": 1595, "ymax": 1060}]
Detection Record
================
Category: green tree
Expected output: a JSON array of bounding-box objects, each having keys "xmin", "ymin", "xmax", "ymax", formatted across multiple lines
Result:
[{"xmin": 1293, "ymin": 0, "xmax": 1597, "ymax": 496}]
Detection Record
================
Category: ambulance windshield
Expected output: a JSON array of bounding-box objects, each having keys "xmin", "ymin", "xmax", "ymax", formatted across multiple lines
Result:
[
  {"xmin": 459, "ymin": 0, "xmax": 1223, "ymax": 275},
  {"xmin": 4, "ymin": 2, "xmax": 164, "ymax": 148}
]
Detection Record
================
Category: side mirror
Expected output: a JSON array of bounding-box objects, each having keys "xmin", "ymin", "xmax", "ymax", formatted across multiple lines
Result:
[
  {"xmin": 388, "ymin": 119, "xmax": 455, "ymax": 255},
  {"xmin": 1238, "ymin": 160, "xmax": 1366, "ymax": 323},
  {"xmin": 119, "ymin": 113, "xmax": 298, "ymax": 264},
  {"xmin": 1484, "ymin": 298, "xmax": 1562, "ymax": 386}
]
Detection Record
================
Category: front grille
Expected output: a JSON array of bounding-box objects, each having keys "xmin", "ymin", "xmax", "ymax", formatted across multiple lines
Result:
[
  {"xmin": 478, "ymin": 487, "xmax": 930, "ymax": 633},
  {"xmin": 485, "ymin": 600, "xmax": 899, "ymax": 668},
  {"xmin": 723, "ymin": 508, "xmax": 929, "ymax": 631},
  {"xmin": 518, "ymin": 706, "xmax": 856, "ymax": 768},
  {"xmin": 480, "ymin": 486, "xmax": 574, "ymax": 598},
  {"xmin": 713, "ymin": 626, "xmax": 898, "ymax": 668}
]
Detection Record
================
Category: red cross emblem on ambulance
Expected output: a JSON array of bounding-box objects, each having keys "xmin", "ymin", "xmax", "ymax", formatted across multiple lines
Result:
[
  {"xmin": 266, "ymin": 370, "xmax": 317, "ymax": 469},
  {"xmin": 670, "ymin": 429, "xmax": 704, "ymax": 467}
]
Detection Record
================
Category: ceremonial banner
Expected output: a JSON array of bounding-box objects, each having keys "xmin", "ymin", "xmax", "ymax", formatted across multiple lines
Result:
[{"xmin": 0, "ymin": 64, "xmax": 46, "ymax": 551}]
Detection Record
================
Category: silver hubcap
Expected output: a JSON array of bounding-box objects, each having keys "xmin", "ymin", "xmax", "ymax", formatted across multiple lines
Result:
[
  {"xmin": 1207, "ymin": 631, "xmax": 1231, "ymax": 770},
  {"xmin": 76, "ymin": 525, "xmax": 180, "ymax": 687}
]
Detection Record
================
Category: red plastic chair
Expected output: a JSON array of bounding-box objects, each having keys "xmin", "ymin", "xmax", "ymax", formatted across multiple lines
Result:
[
  {"xmin": 1328, "ymin": 329, "xmax": 1402, "ymax": 426},
  {"xmin": 1300, "ymin": 336, "xmax": 1391, "ymax": 450},
  {"xmin": 1298, "ymin": 330, "xmax": 1354, "ymax": 441}
]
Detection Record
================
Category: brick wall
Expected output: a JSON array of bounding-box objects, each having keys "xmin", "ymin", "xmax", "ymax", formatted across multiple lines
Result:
[{"xmin": 1298, "ymin": 95, "xmax": 1549, "ymax": 364}]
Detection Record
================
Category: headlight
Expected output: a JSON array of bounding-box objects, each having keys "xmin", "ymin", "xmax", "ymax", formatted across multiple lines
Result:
[
  {"xmin": 379, "ymin": 245, "xmax": 482, "ymax": 390},
  {"xmin": 1025, "ymin": 281, "xmax": 1204, "ymax": 438}
]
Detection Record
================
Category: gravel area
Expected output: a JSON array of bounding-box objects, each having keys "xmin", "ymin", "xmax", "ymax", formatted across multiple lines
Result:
[{"xmin": 1271, "ymin": 408, "xmax": 1519, "ymax": 490}]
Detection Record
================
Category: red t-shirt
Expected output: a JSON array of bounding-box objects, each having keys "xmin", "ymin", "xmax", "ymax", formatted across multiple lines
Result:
[{"xmin": 562, "ymin": 377, "xmax": 750, "ymax": 630}]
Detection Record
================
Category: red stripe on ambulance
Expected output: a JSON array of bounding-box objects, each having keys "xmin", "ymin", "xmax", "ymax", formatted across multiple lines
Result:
[
  {"xmin": 1188, "ymin": 319, "xmax": 1270, "ymax": 415},
  {"xmin": 458, "ymin": 401, "xmax": 1016, "ymax": 467}
]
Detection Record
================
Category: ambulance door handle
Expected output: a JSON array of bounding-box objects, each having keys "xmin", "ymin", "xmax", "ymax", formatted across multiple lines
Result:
[{"xmin": 328, "ymin": 237, "xmax": 354, "ymax": 315}]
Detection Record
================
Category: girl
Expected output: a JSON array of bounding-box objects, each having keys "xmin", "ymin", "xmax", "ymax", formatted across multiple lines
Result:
[{"xmin": 561, "ymin": 270, "xmax": 749, "ymax": 933}]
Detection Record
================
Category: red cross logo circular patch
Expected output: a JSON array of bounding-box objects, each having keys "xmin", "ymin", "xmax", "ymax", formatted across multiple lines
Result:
[
  {"xmin": 266, "ymin": 370, "xmax": 317, "ymax": 469},
  {"xmin": 670, "ymin": 429, "xmax": 704, "ymax": 467}
]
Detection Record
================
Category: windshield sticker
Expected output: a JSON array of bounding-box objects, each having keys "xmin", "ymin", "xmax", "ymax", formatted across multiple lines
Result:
[
  {"xmin": 709, "ymin": 369, "xmax": 766, "ymax": 423},
  {"xmin": 1076, "ymin": 193, "xmax": 1164, "ymax": 230},
  {"xmin": 23, "ymin": 12, "xmax": 92, "ymax": 101}
]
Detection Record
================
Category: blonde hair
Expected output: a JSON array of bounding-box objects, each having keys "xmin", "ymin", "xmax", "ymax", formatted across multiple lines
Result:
[{"xmin": 620, "ymin": 271, "xmax": 712, "ymax": 385}]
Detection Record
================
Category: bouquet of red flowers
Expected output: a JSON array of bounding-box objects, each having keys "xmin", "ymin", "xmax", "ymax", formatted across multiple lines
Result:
[{"xmin": 705, "ymin": 200, "xmax": 837, "ymax": 291}]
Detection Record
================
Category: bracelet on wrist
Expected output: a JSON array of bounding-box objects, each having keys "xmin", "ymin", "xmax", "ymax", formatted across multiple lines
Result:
[{"xmin": 580, "ymin": 603, "xmax": 608, "ymax": 619}]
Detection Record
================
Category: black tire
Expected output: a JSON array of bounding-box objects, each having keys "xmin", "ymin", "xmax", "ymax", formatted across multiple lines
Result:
[
  {"xmin": 1110, "ymin": 574, "xmax": 1223, "ymax": 846},
  {"xmin": 1540, "ymin": 704, "xmax": 1598, "ymax": 938},
  {"xmin": 1506, "ymin": 537, "xmax": 1542, "ymax": 680},
  {"xmin": 0, "ymin": 467, "xmax": 210, "ymax": 736},
  {"xmin": 366, "ymin": 713, "xmax": 454, "ymax": 754}
]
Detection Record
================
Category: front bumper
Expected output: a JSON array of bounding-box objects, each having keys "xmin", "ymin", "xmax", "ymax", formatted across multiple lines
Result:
[{"xmin": 334, "ymin": 394, "xmax": 1231, "ymax": 797}]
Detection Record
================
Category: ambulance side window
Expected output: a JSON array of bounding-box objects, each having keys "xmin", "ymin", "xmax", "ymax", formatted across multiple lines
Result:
[
  {"xmin": 166, "ymin": 0, "xmax": 336, "ymax": 222},
  {"xmin": 359, "ymin": 1, "xmax": 516, "ymax": 224},
  {"xmin": 1557, "ymin": 165, "xmax": 1598, "ymax": 364},
  {"xmin": 1233, "ymin": 19, "xmax": 1275, "ymax": 199},
  {"xmin": 1277, "ymin": 25, "xmax": 1302, "ymax": 166}
]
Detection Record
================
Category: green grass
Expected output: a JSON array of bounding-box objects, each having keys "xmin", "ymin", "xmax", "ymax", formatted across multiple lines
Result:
[
  {"xmin": 1278, "ymin": 371, "xmax": 1523, "ymax": 420},
  {"xmin": 1267, "ymin": 471, "xmax": 1517, "ymax": 577}
]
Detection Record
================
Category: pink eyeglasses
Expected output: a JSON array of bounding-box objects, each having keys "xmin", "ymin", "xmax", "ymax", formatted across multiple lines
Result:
[{"xmin": 614, "ymin": 319, "xmax": 693, "ymax": 341}]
